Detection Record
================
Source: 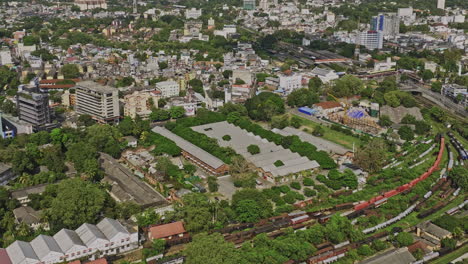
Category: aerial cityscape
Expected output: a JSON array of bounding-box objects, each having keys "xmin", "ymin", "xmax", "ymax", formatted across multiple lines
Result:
[{"xmin": 0, "ymin": 0, "xmax": 467, "ymax": 263}]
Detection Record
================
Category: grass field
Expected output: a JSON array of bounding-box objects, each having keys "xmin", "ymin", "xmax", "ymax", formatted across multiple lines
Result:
[
  {"xmin": 291, "ymin": 114, "xmax": 363, "ymax": 149},
  {"xmin": 430, "ymin": 243, "xmax": 468, "ymax": 264}
]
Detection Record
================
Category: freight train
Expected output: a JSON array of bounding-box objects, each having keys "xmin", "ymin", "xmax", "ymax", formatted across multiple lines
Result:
[
  {"xmin": 448, "ymin": 132, "xmax": 468, "ymax": 160},
  {"xmin": 353, "ymin": 135, "xmax": 445, "ymax": 212}
]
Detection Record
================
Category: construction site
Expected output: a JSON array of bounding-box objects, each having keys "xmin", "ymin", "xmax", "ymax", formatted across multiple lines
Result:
[{"xmin": 328, "ymin": 107, "xmax": 382, "ymax": 134}]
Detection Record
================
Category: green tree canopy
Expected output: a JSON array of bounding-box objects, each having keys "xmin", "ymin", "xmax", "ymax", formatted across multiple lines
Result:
[
  {"xmin": 44, "ymin": 178, "xmax": 109, "ymax": 231},
  {"xmin": 61, "ymin": 64, "xmax": 80, "ymax": 79},
  {"xmin": 185, "ymin": 233, "xmax": 243, "ymax": 264}
]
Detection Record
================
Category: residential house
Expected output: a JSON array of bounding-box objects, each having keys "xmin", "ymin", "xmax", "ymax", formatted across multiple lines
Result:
[
  {"xmin": 313, "ymin": 101, "xmax": 342, "ymax": 116},
  {"xmin": 13, "ymin": 206, "xmax": 49, "ymax": 231},
  {"xmin": 148, "ymin": 221, "xmax": 187, "ymax": 241}
]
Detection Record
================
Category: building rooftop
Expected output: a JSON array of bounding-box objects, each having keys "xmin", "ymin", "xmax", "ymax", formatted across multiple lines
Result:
[
  {"xmin": 0, "ymin": 162, "xmax": 12, "ymax": 174},
  {"xmin": 53, "ymin": 229, "xmax": 86, "ymax": 253},
  {"xmin": 12, "ymin": 206, "xmax": 42, "ymax": 225},
  {"xmin": 274, "ymin": 127, "xmax": 351, "ymax": 155},
  {"xmin": 359, "ymin": 247, "xmax": 416, "ymax": 264},
  {"xmin": 0, "ymin": 248, "xmax": 12, "ymax": 264},
  {"xmin": 416, "ymin": 221, "xmax": 451, "ymax": 240},
  {"xmin": 10, "ymin": 183, "xmax": 48, "ymax": 200},
  {"xmin": 76, "ymin": 81, "xmax": 116, "ymax": 94},
  {"xmin": 191, "ymin": 121, "xmax": 319, "ymax": 177},
  {"xmin": 30, "ymin": 235, "xmax": 62, "ymax": 260},
  {"xmin": 6, "ymin": 241, "xmax": 39, "ymax": 264},
  {"xmin": 314, "ymin": 101, "xmax": 342, "ymax": 110},
  {"xmin": 152, "ymin": 126, "xmax": 225, "ymax": 169},
  {"xmin": 96, "ymin": 218, "xmax": 129, "ymax": 240},
  {"xmin": 100, "ymin": 153, "xmax": 167, "ymax": 207},
  {"xmin": 149, "ymin": 221, "xmax": 186, "ymax": 239}
]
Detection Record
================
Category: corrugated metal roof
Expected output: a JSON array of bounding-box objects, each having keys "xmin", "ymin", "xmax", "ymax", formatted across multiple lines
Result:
[
  {"xmin": 53, "ymin": 229, "xmax": 86, "ymax": 253},
  {"xmin": 30, "ymin": 235, "xmax": 63, "ymax": 260},
  {"xmin": 6, "ymin": 241, "xmax": 38, "ymax": 264},
  {"xmin": 192, "ymin": 121, "xmax": 320, "ymax": 177},
  {"xmin": 75, "ymin": 223, "xmax": 108, "ymax": 246},
  {"xmin": 97, "ymin": 218, "xmax": 129, "ymax": 240},
  {"xmin": 152, "ymin": 126, "xmax": 225, "ymax": 169}
]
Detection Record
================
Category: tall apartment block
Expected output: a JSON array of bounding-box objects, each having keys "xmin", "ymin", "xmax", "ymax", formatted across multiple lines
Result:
[
  {"xmin": 243, "ymin": 0, "xmax": 256, "ymax": 10},
  {"xmin": 75, "ymin": 81, "xmax": 120, "ymax": 123},
  {"xmin": 16, "ymin": 89, "xmax": 52, "ymax": 131},
  {"xmin": 437, "ymin": 0, "xmax": 445, "ymax": 9},
  {"xmin": 371, "ymin": 13, "xmax": 400, "ymax": 38},
  {"xmin": 358, "ymin": 31, "xmax": 384, "ymax": 50}
]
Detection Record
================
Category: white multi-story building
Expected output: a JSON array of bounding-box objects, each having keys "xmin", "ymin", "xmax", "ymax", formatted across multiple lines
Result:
[
  {"xmin": 0, "ymin": 48, "xmax": 13, "ymax": 66},
  {"xmin": 442, "ymin": 84, "xmax": 466, "ymax": 98},
  {"xmin": 373, "ymin": 57, "xmax": 396, "ymax": 72},
  {"xmin": 397, "ymin": 7, "xmax": 413, "ymax": 17},
  {"xmin": 1, "ymin": 218, "xmax": 138, "ymax": 264},
  {"xmin": 372, "ymin": 13, "xmax": 400, "ymax": 38},
  {"xmin": 185, "ymin": 8, "xmax": 202, "ymax": 19},
  {"xmin": 358, "ymin": 31, "xmax": 384, "ymax": 50},
  {"xmin": 74, "ymin": 0, "xmax": 107, "ymax": 10},
  {"xmin": 437, "ymin": 0, "xmax": 445, "ymax": 9},
  {"xmin": 124, "ymin": 90, "xmax": 160, "ymax": 119},
  {"xmin": 156, "ymin": 80, "xmax": 180, "ymax": 98},
  {"xmin": 75, "ymin": 81, "xmax": 120, "ymax": 123},
  {"xmin": 424, "ymin": 61, "xmax": 438, "ymax": 72},
  {"xmin": 278, "ymin": 72, "xmax": 302, "ymax": 93}
]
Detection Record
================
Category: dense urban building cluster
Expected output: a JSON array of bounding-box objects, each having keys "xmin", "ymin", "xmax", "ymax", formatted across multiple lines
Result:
[{"xmin": 0, "ymin": 0, "xmax": 467, "ymax": 263}]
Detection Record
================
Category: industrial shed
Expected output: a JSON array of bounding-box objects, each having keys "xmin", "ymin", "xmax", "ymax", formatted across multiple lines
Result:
[
  {"xmin": 151, "ymin": 126, "xmax": 229, "ymax": 175},
  {"xmin": 192, "ymin": 121, "xmax": 319, "ymax": 183}
]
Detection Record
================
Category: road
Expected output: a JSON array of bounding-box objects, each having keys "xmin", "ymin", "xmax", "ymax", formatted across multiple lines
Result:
[{"xmin": 400, "ymin": 84, "xmax": 467, "ymax": 121}]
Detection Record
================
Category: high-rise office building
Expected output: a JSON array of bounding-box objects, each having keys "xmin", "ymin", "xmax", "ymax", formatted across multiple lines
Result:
[
  {"xmin": 437, "ymin": 0, "xmax": 445, "ymax": 9},
  {"xmin": 243, "ymin": 0, "xmax": 255, "ymax": 10},
  {"xmin": 75, "ymin": 81, "xmax": 120, "ymax": 123},
  {"xmin": 371, "ymin": 13, "xmax": 400, "ymax": 38},
  {"xmin": 358, "ymin": 31, "xmax": 384, "ymax": 50}
]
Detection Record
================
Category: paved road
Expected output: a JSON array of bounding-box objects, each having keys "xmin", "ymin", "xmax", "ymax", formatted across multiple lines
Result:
[{"xmin": 216, "ymin": 175, "xmax": 236, "ymax": 200}]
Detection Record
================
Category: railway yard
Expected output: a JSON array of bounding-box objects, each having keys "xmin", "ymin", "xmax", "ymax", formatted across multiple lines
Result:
[{"xmin": 159, "ymin": 130, "xmax": 467, "ymax": 264}]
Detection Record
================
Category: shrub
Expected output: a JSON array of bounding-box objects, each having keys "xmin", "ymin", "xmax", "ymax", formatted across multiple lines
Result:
[
  {"xmin": 274, "ymin": 160, "xmax": 284, "ymax": 167},
  {"xmin": 247, "ymin": 144, "xmax": 260, "ymax": 155},
  {"xmin": 290, "ymin": 182, "xmax": 301, "ymax": 190},
  {"xmin": 272, "ymin": 196, "xmax": 286, "ymax": 206},
  {"xmin": 303, "ymin": 177, "xmax": 314, "ymax": 186},
  {"xmin": 278, "ymin": 185, "xmax": 290, "ymax": 193},
  {"xmin": 396, "ymin": 232, "xmax": 413, "ymax": 247},
  {"xmin": 222, "ymin": 135, "xmax": 231, "ymax": 141},
  {"xmin": 283, "ymin": 192, "xmax": 297, "ymax": 204},
  {"xmin": 357, "ymin": 245, "xmax": 374, "ymax": 256},
  {"xmin": 304, "ymin": 188, "xmax": 317, "ymax": 197},
  {"xmin": 275, "ymin": 204, "xmax": 294, "ymax": 214}
]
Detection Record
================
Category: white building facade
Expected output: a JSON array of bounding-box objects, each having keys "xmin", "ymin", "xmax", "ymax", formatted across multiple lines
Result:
[
  {"xmin": 2, "ymin": 218, "xmax": 138, "ymax": 264},
  {"xmin": 156, "ymin": 81, "xmax": 180, "ymax": 98}
]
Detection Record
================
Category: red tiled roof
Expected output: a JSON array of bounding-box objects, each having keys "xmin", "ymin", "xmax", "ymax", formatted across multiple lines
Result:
[
  {"xmin": 0, "ymin": 249, "xmax": 12, "ymax": 264},
  {"xmin": 68, "ymin": 261, "xmax": 81, "ymax": 264},
  {"xmin": 407, "ymin": 241, "xmax": 428, "ymax": 253},
  {"xmin": 39, "ymin": 79, "xmax": 80, "ymax": 84},
  {"xmin": 149, "ymin": 221, "xmax": 186, "ymax": 240},
  {"xmin": 40, "ymin": 84, "xmax": 76, "ymax": 89},
  {"xmin": 86, "ymin": 259, "xmax": 108, "ymax": 264},
  {"xmin": 314, "ymin": 101, "xmax": 341, "ymax": 109}
]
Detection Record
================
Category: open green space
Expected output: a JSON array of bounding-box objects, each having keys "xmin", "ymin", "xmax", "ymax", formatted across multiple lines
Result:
[
  {"xmin": 429, "ymin": 243, "xmax": 468, "ymax": 264},
  {"xmin": 290, "ymin": 114, "xmax": 363, "ymax": 149}
]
